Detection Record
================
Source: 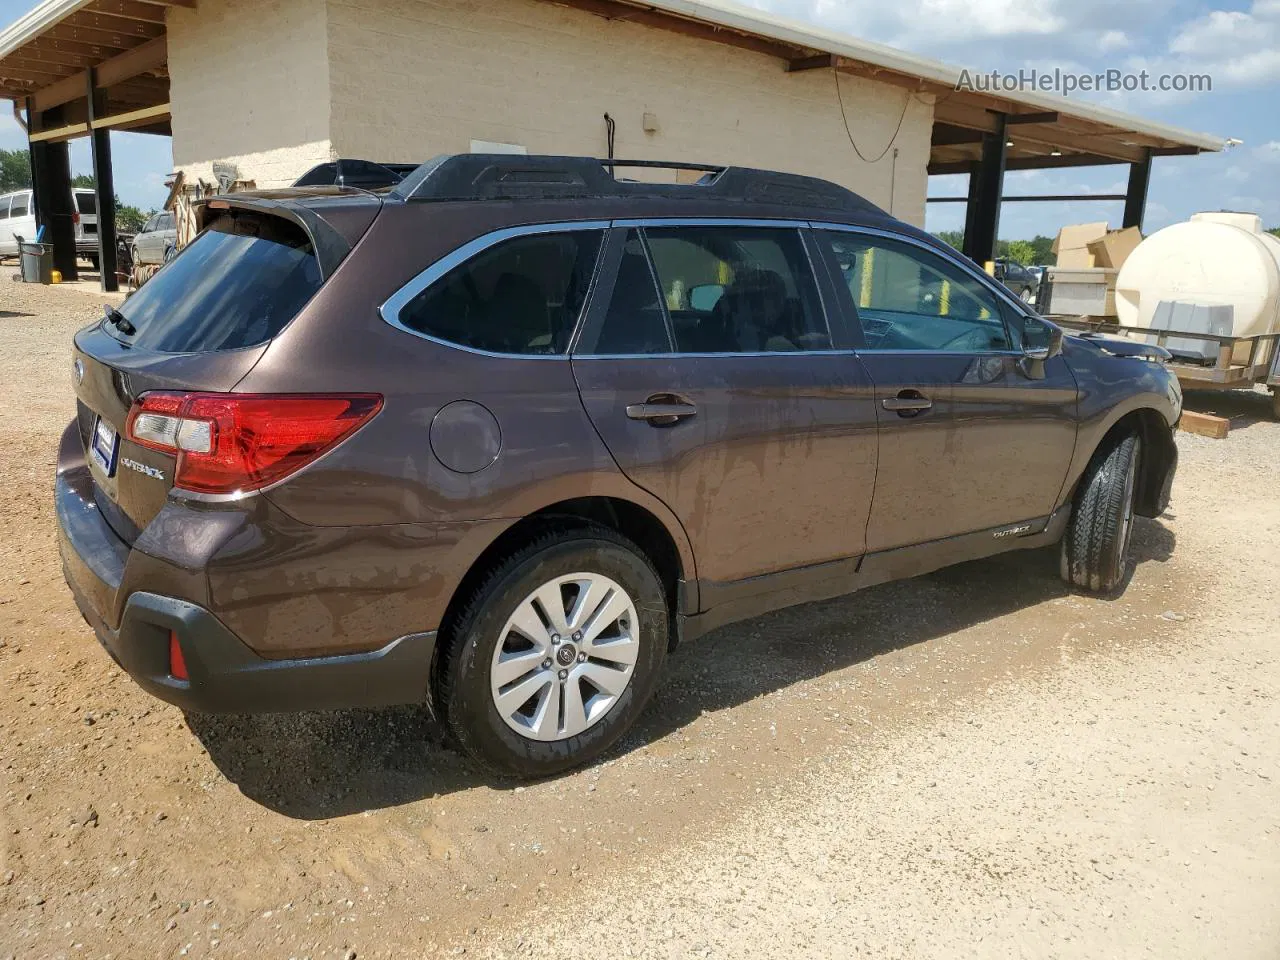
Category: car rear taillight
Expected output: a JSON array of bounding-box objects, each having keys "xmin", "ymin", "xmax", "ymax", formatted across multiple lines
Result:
[{"xmin": 125, "ymin": 392, "xmax": 383, "ymax": 495}]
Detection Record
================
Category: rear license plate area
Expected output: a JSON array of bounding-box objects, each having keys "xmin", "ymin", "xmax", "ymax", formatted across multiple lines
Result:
[{"xmin": 91, "ymin": 416, "xmax": 118, "ymax": 476}]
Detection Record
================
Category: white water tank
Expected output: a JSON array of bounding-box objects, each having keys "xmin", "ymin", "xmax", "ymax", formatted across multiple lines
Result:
[{"xmin": 1116, "ymin": 213, "xmax": 1280, "ymax": 359}]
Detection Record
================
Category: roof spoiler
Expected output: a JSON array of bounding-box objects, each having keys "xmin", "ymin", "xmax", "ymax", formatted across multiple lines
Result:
[
  {"xmin": 390, "ymin": 154, "xmax": 884, "ymax": 215},
  {"xmin": 195, "ymin": 195, "xmax": 354, "ymax": 279}
]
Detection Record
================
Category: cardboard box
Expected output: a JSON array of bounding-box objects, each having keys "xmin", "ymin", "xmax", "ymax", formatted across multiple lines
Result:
[
  {"xmin": 1052, "ymin": 222, "xmax": 1109, "ymax": 268},
  {"xmin": 1087, "ymin": 226, "xmax": 1143, "ymax": 270}
]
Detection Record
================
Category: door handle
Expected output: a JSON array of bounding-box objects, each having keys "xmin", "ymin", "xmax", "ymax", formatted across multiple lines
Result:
[
  {"xmin": 626, "ymin": 399, "xmax": 697, "ymax": 426},
  {"xmin": 881, "ymin": 391, "xmax": 933, "ymax": 416}
]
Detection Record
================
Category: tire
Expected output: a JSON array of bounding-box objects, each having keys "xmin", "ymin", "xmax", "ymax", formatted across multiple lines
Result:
[
  {"xmin": 1271, "ymin": 388, "xmax": 1280, "ymax": 422},
  {"xmin": 1020, "ymin": 287, "xmax": 1035, "ymax": 303},
  {"xmin": 86, "ymin": 253, "xmax": 99, "ymax": 271},
  {"xmin": 1060, "ymin": 432, "xmax": 1142, "ymax": 594},
  {"xmin": 438, "ymin": 526, "xmax": 669, "ymax": 777}
]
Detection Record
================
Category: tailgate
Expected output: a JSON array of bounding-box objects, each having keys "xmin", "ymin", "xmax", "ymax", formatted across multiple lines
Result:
[{"xmin": 72, "ymin": 324, "xmax": 267, "ymax": 545}]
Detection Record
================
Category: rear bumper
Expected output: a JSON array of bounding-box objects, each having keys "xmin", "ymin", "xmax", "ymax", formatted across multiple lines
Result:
[
  {"xmin": 65, "ymin": 578, "xmax": 435, "ymax": 714},
  {"xmin": 55, "ymin": 424, "xmax": 436, "ymax": 714}
]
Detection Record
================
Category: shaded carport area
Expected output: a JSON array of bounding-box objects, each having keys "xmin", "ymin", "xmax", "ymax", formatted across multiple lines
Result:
[{"xmin": 0, "ymin": 0, "xmax": 178, "ymax": 291}]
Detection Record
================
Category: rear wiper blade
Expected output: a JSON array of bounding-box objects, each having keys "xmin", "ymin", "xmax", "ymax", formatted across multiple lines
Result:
[{"xmin": 103, "ymin": 303, "xmax": 135, "ymax": 336}]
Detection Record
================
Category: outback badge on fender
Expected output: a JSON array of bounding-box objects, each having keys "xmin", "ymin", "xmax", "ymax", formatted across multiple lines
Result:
[
  {"xmin": 120, "ymin": 457, "xmax": 165, "ymax": 481},
  {"xmin": 993, "ymin": 523, "xmax": 1035, "ymax": 540}
]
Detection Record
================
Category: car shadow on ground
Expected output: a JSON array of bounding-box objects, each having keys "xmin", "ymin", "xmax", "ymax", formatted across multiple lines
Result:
[
  {"xmin": 0, "ymin": 310, "xmax": 36, "ymax": 319},
  {"xmin": 1183, "ymin": 388, "xmax": 1276, "ymax": 432},
  {"xmin": 188, "ymin": 520, "xmax": 1175, "ymax": 818}
]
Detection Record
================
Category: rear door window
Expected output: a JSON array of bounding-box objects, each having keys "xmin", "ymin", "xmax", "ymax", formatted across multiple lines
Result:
[
  {"xmin": 641, "ymin": 226, "xmax": 829, "ymax": 353},
  {"xmin": 10, "ymin": 193, "xmax": 29, "ymax": 217},
  {"xmin": 394, "ymin": 230, "xmax": 603, "ymax": 355},
  {"xmin": 110, "ymin": 213, "xmax": 323, "ymax": 353},
  {"xmin": 0, "ymin": 195, "xmax": 10, "ymax": 219}
]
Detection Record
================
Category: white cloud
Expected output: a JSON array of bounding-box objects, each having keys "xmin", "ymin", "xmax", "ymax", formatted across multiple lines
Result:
[
  {"xmin": 1098, "ymin": 30, "xmax": 1131, "ymax": 52},
  {"xmin": 1164, "ymin": 1, "xmax": 1280, "ymax": 87}
]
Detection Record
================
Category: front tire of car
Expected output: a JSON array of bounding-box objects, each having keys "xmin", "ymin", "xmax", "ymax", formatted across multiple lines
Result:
[
  {"xmin": 1060, "ymin": 432, "xmax": 1142, "ymax": 594},
  {"xmin": 438, "ymin": 526, "xmax": 669, "ymax": 778}
]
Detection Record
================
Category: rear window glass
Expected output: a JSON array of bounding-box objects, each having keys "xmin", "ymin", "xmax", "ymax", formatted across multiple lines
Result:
[
  {"xmin": 111, "ymin": 213, "xmax": 322, "ymax": 353},
  {"xmin": 396, "ymin": 231, "xmax": 602, "ymax": 354},
  {"xmin": 76, "ymin": 192, "xmax": 97, "ymax": 215}
]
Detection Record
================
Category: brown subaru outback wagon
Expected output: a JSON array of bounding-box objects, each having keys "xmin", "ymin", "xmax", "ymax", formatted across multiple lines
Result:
[{"xmin": 57, "ymin": 155, "xmax": 1181, "ymax": 776}]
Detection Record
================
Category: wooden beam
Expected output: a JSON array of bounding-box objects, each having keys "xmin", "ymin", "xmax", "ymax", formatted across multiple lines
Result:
[
  {"xmin": 1179, "ymin": 410, "xmax": 1229, "ymax": 440},
  {"xmin": 0, "ymin": 65, "xmax": 70, "ymax": 84},
  {"xmin": 82, "ymin": 1, "xmax": 170, "ymax": 24},
  {"xmin": 96, "ymin": 35, "xmax": 166, "ymax": 87},
  {"xmin": 38, "ymin": 21, "xmax": 152, "ymax": 50},
  {"xmin": 28, "ymin": 121, "xmax": 90, "ymax": 142},
  {"xmin": 546, "ymin": 0, "xmax": 805, "ymax": 61},
  {"xmin": 91, "ymin": 101, "xmax": 170, "ymax": 130},
  {"xmin": 63, "ymin": 10, "xmax": 165, "ymax": 40},
  {"xmin": 7, "ymin": 45, "xmax": 98, "ymax": 69},
  {"xmin": 929, "ymin": 153, "xmax": 1121, "ymax": 175},
  {"xmin": 32, "ymin": 70, "xmax": 89, "ymax": 112},
  {"xmin": 787, "ymin": 54, "xmax": 834, "ymax": 72},
  {"xmin": 1006, "ymin": 111, "xmax": 1060, "ymax": 125},
  {"xmin": 135, "ymin": 0, "xmax": 195, "ymax": 6},
  {"xmin": 4, "ymin": 57, "xmax": 82, "ymax": 78}
]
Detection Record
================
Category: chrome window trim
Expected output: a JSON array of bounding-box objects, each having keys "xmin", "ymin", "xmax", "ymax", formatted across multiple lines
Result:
[
  {"xmin": 808, "ymin": 220, "xmax": 1039, "ymax": 332},
  {"xmin": 613, "ymin": 217, "xmax": 811, "ymax": 229},
  {"xmin": 573, "ymin": 350, "xmax": 854, "ymax": 361},
  {"xmin": 379, "ymin": 220, "xmax": 611, "ymax": 359}
]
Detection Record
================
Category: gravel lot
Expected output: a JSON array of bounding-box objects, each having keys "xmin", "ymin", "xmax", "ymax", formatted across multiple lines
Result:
[{"xmin": 2, "ymin": 268, "xmax": 1278, "ymax": 959}]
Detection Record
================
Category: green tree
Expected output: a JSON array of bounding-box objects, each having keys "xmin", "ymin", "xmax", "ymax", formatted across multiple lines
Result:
[
  {"xmin": 116, "ymin": 204, "xmax": 152, "ymax": 233},
  {"xmin": 0, "ymin": 148, "xmax": 31, "ymax": 193},
  {"xmin": 934, "ymin": 230, "xmax": 964, "ymax": 250},
  {"xmin": 71, "ymin": 173, "xmax": 96, "ymax": 188},
  {"xmin": 1003, "ymin": 239, "xmax": 1037, "ymax": 265},
  {"xmin": 1268, "ymin": 227, "xmax": 1280, "ymax": 239}
]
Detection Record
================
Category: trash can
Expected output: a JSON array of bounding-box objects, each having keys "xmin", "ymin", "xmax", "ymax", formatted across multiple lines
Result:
[{"xmin": 18, "ymin": 241, "xmax": 54, "ymax": 285}]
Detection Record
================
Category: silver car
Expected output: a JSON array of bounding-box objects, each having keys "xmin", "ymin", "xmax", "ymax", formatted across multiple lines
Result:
[{"xmin": 131, "ymin": 211, "xmax": 177, "ymax": 266}]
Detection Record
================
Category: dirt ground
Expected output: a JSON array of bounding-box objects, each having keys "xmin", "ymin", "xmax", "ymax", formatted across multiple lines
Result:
[{"xmin": 2, "ymin": 268, "xmax": 1278, "ymax": 960}]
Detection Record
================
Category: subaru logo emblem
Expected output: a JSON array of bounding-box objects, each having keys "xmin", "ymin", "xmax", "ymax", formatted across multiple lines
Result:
[{"xmin": 73, "ymin": 359, "xmax": 85, "ymax": 384}]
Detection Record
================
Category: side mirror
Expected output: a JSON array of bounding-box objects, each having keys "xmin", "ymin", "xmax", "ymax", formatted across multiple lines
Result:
[{"xmin": 1019, "ymin": 323, "xmax": 1063, "ymax": 379}]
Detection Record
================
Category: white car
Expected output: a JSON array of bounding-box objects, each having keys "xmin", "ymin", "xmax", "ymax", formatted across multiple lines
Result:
[
  {"xmin": 130, "ymin": 210, "xmax": 178, "ymax": 267},
  {"xmin": 0, "ymin": 187, "xmax": 101, "ymax": 266}
]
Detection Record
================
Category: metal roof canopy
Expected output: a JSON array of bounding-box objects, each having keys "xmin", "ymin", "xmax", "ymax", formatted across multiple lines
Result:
[
  {"xmin": 0, "ymin": 0, "xmax": 1225, "ymax": 164},
  {"xmin": 0, "ymin": 0, "xmax": 1227, "ymax": 276}
]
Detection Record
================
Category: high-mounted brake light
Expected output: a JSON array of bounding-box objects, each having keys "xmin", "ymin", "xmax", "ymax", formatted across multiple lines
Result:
[{"xmin": 125, "ymin": 392, "xmax": 383, "ymax": 495}]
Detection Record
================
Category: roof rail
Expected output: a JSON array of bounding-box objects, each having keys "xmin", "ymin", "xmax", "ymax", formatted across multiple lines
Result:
[{"xmin": 389, "ymin": 154, "xmax": 882, "ymax": 215}]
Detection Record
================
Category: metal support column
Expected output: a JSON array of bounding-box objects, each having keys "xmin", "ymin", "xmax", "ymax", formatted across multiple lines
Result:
[
  {"xmin": 27, "ymin": 114, "xmax": 79, "ymax": 282},
  {"xmin": 960, "ymin": 161, "xmax": 981, "ymax": 254},
  {"xmin": 962, "ymin": 112, "xmax": 1007, "ymax": 265},
  {"xmin": 86, "ymin": 70, "xmax": 118, "ymax": 292},
  {"xmin": 1123, "ymin": 149, "xmax": 1152, "ymax": 231}
]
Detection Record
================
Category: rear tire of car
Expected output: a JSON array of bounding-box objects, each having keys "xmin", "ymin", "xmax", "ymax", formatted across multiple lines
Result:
[
  {"xmin": 1060, "ymin": 432, "xmax": 1142, "ymax": 594},
  {"xmin": 437, "ymin": 526, "xmax": 668, "ymax": 778},
  {"xmin": 86, "ymin": 253, "xmax": 99, "ymax": 271},
  {"xmin": 1020, "ymin": 287, "xmax": 1035, "ymax": 303}
]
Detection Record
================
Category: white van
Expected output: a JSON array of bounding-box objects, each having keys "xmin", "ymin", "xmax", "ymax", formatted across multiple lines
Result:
[{"xmin": 0, "ymin": 187, "xmax": 102, "ymax": 267}]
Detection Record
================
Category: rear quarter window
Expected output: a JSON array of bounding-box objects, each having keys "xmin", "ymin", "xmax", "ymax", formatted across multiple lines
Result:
[
  {"xmin": 111, "ymin": 213, "xmax": 322, "ymax": 353},
  {"xmin": 75, "ymin": 192, "xmax": 97, "ymax": 215},
  {"xmin": 394, "ymin": 230, "xmax": 602, "ymax": 355}
]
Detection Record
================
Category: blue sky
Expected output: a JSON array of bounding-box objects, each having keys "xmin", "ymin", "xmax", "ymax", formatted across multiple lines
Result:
[{"xmin": 2, "ymin": 0, "xmax": 1276, "ymax": 237}]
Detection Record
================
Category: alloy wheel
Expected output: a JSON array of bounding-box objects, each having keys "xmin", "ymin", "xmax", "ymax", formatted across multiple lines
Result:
[{"xmin": 489, "ymin": 572, "xmax": 640, "ymax": 741}]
